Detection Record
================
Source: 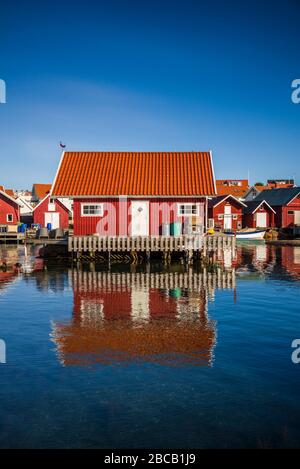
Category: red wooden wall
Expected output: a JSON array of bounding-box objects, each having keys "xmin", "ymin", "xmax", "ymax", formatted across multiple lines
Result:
[
  {"xmin": 209, "ymin": 199, "xmax": 243, "ymax": 231},
  {"xmin": 0, "ymin": 193, "xmax": 20, "ymax": 225},
  {"xmin": 282, "ymin": 194, "xmax": 300, "ymax": 228},
  {"xmin": 33, "ymin": 195, "xmax": 69, "ymax": 229},
  {"xmin": 243, "ymin": 203, "xmax": 275, "ymax": 228},
  {"xmin": 73, "ymin": 197, "xmax": 206, "ymax": 236}
]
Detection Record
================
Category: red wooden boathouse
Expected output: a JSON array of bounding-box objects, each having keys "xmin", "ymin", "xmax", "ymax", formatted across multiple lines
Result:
[
  {"xmin": 255, "ymin": 187, "xmax": 300, "ymax": 228},
  {"xmin": 0, "ymin": 189, "xmax": 21, "ymax": 227},
  {"xmin": 51, "ymin": 152, "xmax": 217, "ymax": 236},
  {"xmin": 33, "ymin": 194, "xmax": 70, "ymax": 230},
  {"xmin": 243, "ymin": 200, "xmax": 276, "ymax": 229},
  {"xmin": 208, "ymin": 195, "xmax": 246, "ymax": 231}
]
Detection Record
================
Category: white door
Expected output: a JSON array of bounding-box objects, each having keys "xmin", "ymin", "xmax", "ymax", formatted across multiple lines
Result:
[
  {"xmin": 256, "ymin": 212, "xmax": 267, "ymax": 227},
  {"xmin": 224, "ymin": 205, "xmax": 232, "ymax": 230},
  {"xmin": 294, "ymin": 211, "xmax": 300, "ymax": 225},
  {"xmin": 44, "ymin": 212, "xmax": 60, "ymax": 229},
  {"xmin": 131, "ymin": 201, "xmax": 149, "ymax": 236}
]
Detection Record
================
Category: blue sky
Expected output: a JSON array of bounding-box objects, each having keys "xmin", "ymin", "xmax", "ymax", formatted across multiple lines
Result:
[{"xmin": 0, "ymin": 0, "xmax": 299, "ymax": 188}]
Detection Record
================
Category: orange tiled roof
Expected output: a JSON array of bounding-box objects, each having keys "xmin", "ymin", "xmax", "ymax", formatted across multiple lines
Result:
[
  {"xmin": 5, "ymin": 189, "xmax": 15, "ymax": 197},
  {"xmin": 216, "ymin": 179, "xmax": 249, "ymax": 198},
  {"xmin": 52, "ymin": 152, "xmax": 216, "ymax": 197},
  {"xmin": 254, "ymin": 185, "xmax": 268, "ymax": 192},
  {"xmin": 0, "ymin": 186, "xmax": 4, "ymax": 192},
  {"xmin": 33, "ymin": 183, "xmax": 52, "ymax": 200}
]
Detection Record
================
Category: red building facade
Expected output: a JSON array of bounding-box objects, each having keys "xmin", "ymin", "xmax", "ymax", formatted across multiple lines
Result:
[
  {"xmin": 0, "ymin": 190, "xmax": 20, "ymax": 226},
  {"xmin": 243, "ymin": 200, "xmax": 275, "ymax": 228},
  {"xmin": 208, "ymin": 195, "xmax": 246, "ymax": 231},
  {"xmin": 72, "ymin": 196, "xmax": 206, "ymax": 236},
  {"xmin": 255, "ymin": 188, "xmax": 300, "ymax": 228},
  {"xmin": 33, "ymin": 194, "xmax": 70, "ymax": 230}
]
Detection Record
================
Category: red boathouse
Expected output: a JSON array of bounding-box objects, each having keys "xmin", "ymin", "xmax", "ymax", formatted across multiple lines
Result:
[
  {"xmin": 208, "ymin": 195, "xmax": 246, "ymax": 231},
  {"xmin": 0, "ymin": 189, "xmax": 21, "ymax": 227},
  {"xmin": 255, "ymin": 187, "xmax": 300, "ymax": 228},
  {"xmin": 51, "ymin": 152, "xmax": 217, "ymax": 236},
  {"xmin": 33, "ymin": 194, "xmax": 70, "ymax": 230},
  {"xmin": 243, "ymin": 200, "xmax": 276, "ymax": 229}
]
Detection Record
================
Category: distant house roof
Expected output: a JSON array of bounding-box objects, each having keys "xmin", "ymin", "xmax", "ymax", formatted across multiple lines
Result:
[
  {"xmin": 32, "ymin": 184, "xmax": 52, "ymax": 200},
  {"xmin": 5, "ymin": 189, "xmax": 15, "ymax": 198},
  {"xmin": 0, "ymin": 186, "xmax": 4, "ymax": 192},
  {"xmin": 32, "ymin": 194, "xmax": 71, "ymax": 213},
  {"xmin": 0, "ymin": 190, "xmax": 22, "ymax": 206},
  {"xmin": 243, "ymin": 200, "xmax": 276, "ymax": 214},
  {"xmin": 255, "ymin": 187, "xmax": 300, "ymax": 206},
  {"xmin": 209, "ymin": 194, "xmax": 247, "ymax": 208},
  {"xmin": 216, "ymin": 179, "xmax": 249, "ymax": 198},
  {"xmin": 51, "ymin": 152, "xmax": 217, "ymax": 197}
]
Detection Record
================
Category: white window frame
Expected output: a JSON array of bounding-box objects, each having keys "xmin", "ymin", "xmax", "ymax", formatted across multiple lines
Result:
[
  {"xmin": 177, "ymin": 203, "xmax": 199, "ymax": 217},
  {"xmin": 218, "ymin": 214, "xmax": 224, "ymax": 220},
  {"xmin": 7, "ymin": 213, "xmax": 13, "ymax": 222},
  {"xmin": 81, "ymin": 203, "xmax": 104, "ymax": 217},
  {"xmin": 232, "ymin": 214, "xmax": 238, "ymax": 220}
]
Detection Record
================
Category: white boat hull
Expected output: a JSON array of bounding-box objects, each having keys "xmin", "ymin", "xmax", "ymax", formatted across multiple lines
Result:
[{"xmin": 236, "ymin": 230, "xmax": 266, "ymax": 240}]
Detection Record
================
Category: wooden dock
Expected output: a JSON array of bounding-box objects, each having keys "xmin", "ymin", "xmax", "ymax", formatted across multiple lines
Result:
[
  {"xmin": 0, "ymin": 232, "xmax": 25, "ymax": 244},
  {"xmin": 68, "ymin": 235, "xmax": 235, "ymax": 255}
]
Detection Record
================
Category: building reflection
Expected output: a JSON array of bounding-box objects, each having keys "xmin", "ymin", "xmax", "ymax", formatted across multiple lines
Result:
[
  {"xmin": 51, "ymin": 268, "xmax": 236, "ymax": 368},
  {"xmin": 0, "ymin": 269, "xmax": 20, "ymax": 295},
  {"xmin": 280, "ymin": 246, "xmax": 300, "ymax": 280}
]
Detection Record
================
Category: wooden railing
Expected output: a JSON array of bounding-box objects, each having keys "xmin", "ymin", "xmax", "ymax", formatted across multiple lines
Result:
[
  {"xmin": 71, "ymin": 268, "xmax": 236, "ymax": 291},
  {"xmin": 68, "ymin": 235, "xmax": 235, "ymax": 253}
]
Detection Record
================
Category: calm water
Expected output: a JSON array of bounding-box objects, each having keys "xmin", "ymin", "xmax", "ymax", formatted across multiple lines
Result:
[{"xmin": 0, "ymin": 243, "xmax": 300, "ymax": 448}]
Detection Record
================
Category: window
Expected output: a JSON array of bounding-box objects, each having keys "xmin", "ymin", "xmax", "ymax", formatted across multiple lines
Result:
[
  {"xmin": 232, "ymin": 214, "xmax": 238, "ymax": 220},
  {"xmin": 178, "ymin": 204, "xmax": 199, "ymax": 216},
  {"xmin": 48, "ymin": 203, "xmax": 56, "ymax": 212},
  {"xmin": 218, "ymin": 214, "xmax": 224, "ymax": 220},
  {"xmin": 81, "ymin": 203, "xmax": 103, "ymax": 217},
  {"xmin": 208, "ymin": 218, "xmax": 215, "ymax": 229},
  {"xmin": 288, "ymin": 210, "xmax": 294, "ymax": 215},
  {"xmin": 7, "ymin": 214, "xmax": 13, "ymax": 222}
]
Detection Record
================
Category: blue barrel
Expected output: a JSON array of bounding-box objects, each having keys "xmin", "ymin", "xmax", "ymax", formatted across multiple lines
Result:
[
  {"xmin": 171, "ymin": 222, "xmax": 182, "ymax": 236},
  {"xmin": 47, "ymin": 223, "xmax": 52, "ymax": 231}
]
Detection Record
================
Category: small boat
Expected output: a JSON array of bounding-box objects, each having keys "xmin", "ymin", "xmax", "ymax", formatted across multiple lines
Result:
[{"xmin": 225, "ymin": 230, "xmax": 266, "ymax": 240}]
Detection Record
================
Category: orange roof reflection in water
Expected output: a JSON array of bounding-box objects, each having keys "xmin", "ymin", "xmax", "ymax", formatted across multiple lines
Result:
[{"xmin": 51, "ymin": 271, "xmax": 225, "ymax": 367}]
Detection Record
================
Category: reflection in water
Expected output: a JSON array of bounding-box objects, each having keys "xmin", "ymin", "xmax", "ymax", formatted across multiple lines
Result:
[
  {"xmin": 0, "ymin": 270, "xmax": 20, "ymax": 295},
  {"xmin": 233, "ymin": 243, "xmax": 300, "ymax": 281},
  {"xmin": 52, "ymin": 269, "xmax": 235, "ymax": 368}
]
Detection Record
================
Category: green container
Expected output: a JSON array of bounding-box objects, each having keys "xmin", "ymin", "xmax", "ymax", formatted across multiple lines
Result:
[
  {"xmin": 170, "ymin": 288, "xmax": 182, "ymax": 298},
  {"xmin": 171, "ymin": 222, "xmax": 182, "ymax": 236}
]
